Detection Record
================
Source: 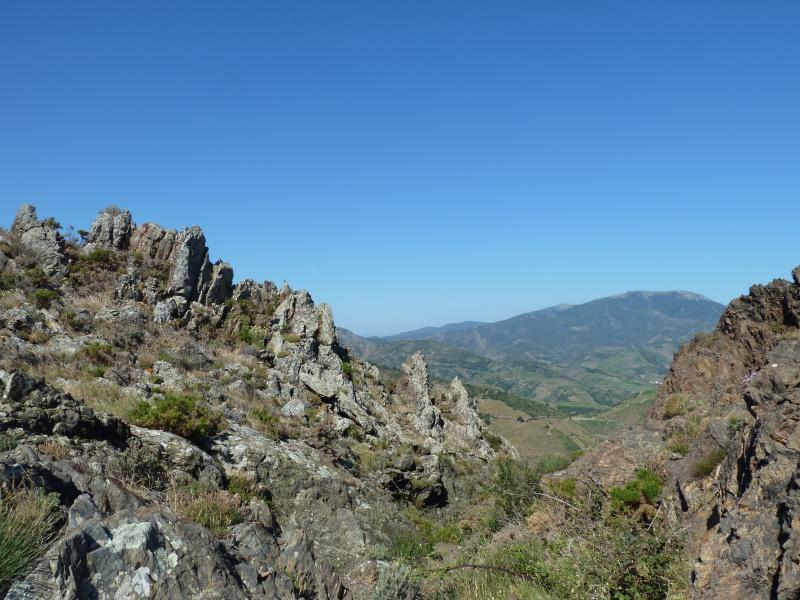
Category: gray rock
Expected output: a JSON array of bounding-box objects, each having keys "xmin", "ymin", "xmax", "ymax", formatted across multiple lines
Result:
[
  {"xmin": 202, "ymin": 261, "xmax": 234, "ymax": 305},
  {"xmin": 129, "ymin": 222, "xmax": 178, "ymax": 262},
  {"xmin": 2, "ymin": 306, "xmax": 34, "ymax": 332},
  {"xmin": 153, "ymin": 296, "xmax": 188, "ymax": 323},
  {"xmin": 169, "ymin": 225, "xmax": 207, "ymax": 301},
  {"xmin": 10, "ymin": 204, "xmax": 66, "ymax": 277},
  {"xmin": 114, "ymin": 272, "xmax": 142, "ymax": 301},
  {"xmin": 0, "ymin": 249, "xmax": 8, "ymax": 271},
  {"xmin": 84, "ymin": 208, "xmax": 133, "ymax": 251},
  {"xmin": 281, "ymin": 396, "xmax": 307, "ymax": 418}
]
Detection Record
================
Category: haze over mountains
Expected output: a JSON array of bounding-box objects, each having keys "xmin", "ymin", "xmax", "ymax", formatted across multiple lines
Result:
[{"xmin": 340, "ymin": 291, "xmax": 724, "ymax": 415}]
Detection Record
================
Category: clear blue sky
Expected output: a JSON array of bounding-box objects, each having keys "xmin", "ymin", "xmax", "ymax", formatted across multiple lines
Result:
[{"xmin": 1, "ymin": 1, "xmax": 799, "ymax": 335}]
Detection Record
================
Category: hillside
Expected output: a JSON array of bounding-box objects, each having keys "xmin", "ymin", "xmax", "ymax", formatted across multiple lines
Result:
[
  {"xmin": 340, "ymin": 292, "xmax": 723, "ymax": 415},
  {"xmin": 0, "ymin": 204, "xmax": 511, "ymax": 599}
]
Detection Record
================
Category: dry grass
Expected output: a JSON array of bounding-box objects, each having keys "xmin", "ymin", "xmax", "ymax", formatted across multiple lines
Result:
[
  {"xmin": 167, "ymin": 482, "xmax": 243, "ymax": 537},
  {"xmin": 37, "ymin": 440, "xmax": 70, "ymax": 460},
  {"xmin": 0, "ymin": 290, "xmax": 25, "ymax": 312},
  {"xmin": 70, "ymin": 290, "xmax": 113, "ymax": 316},
  {"xmin": 61, "ymin": 378, "xmax": 138, "ymax": 418}
]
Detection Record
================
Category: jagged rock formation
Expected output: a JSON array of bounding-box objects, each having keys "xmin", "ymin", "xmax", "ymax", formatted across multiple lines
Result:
[
  {"xmin": 10, "ymin": 204, "xmax": 66, "ymax": 276},
  {"xmin": 0, "ymin": 204, "xmax": 510, "ymax": 598}
]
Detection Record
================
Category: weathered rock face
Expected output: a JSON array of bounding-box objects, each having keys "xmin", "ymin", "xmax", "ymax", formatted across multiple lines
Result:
[
  {"xmin": 10, "ymin": 204, "xmax": 66, "ymax": 276},
  {"xmin": 169, "ymin": 225, "xmax": 207, "ymax": 301},
  {"xmin": 84, "ymin": 208, "xmax": 133, "ymax": 251},
  {"xmin": 129, "ymin": 222, "xmax": 179, "ymax": 263},
  {"xmin": 654, "ymin": 278, "xmax": 800, "ymax": 418},
  {"xmin": 692, "ymin": 340, "xmax": 800, "ymax": 598}
]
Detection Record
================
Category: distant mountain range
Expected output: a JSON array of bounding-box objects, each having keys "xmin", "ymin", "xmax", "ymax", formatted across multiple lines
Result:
[{"xmin": 339, "ymin": 291, "xmax": 725, "ymax": 415}]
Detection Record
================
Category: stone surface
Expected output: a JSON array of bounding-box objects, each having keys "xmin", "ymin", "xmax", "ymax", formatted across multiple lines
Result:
[
  {"xmin": 11, "ymin": 204, "xmax": 66, "ymax": 277},
  {"xmin": 84, "ymin": 208, "xmax": 133, "ymax": 251}
]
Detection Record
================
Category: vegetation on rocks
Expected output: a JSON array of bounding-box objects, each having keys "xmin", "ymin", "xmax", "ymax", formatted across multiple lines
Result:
[
  {"xmin": 0, "ymin": 487, "xmax": 62, "ymax": 596},
  {"xmin": 129, "ymin": 392, "xmax": 224, "ymax": 442}
]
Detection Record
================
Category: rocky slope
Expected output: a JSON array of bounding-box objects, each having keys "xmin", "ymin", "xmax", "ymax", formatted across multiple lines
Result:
[
  {"xmin": 0, "ymin": 205, "xmax": 512, "ymax": 599},
  {"xmin": 564, "ymin": 268, "xmax": 800, "ymax": 598}
]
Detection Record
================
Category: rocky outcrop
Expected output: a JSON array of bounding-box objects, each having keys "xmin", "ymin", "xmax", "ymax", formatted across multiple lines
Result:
[
  {"xmin": 83, "ymin": 208, "xmax": 133, "ymax": 251},
  {"xmin": 128, "ymin": 222, "xmax": 179, "ymax": 262},
  {"xmin": 10, "ymin": 204, "xmax": 66, "ymax": 276},
  {"xmin": 0, "ymin": 204, "xmax": 511, "ymax": 599},
  {"xmin": 654, "ymin": 278, "xmax": 800, "ymax": 417},
  {"xmin": 1, "ymin": 371, "xmax": 128, "ymax": 442},
  {"xmin": 400, "ymin": 352, "xmax": 443, "ymax": 438},
  {"xmin": 692, "ymin": 340, "xmax": 800, "ymax": 598}
]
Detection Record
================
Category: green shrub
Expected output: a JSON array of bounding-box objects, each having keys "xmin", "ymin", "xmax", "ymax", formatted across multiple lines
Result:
[
  {"xmin": 276, "ymin": 350, "xmax": 290, "ymax": 358},
  {"xmin": 23, "ymin": 267, "xmax": 50, "ymax": 288},
  {"xmin": 610, "ymin": 469, "xmax": 662, "ymax": 511},
  {"xmin": 0, "ymin": 272, "xmax": 20, "ymax": 291},
  {"xmin": 238, "ymin": 325, "xmax": 255, "ymax": 345},
  {"xmin": 30, "ymin": 288, "xmax": 59, "ymax": 309},
  {"xmin": 693, "ymin": 448, "xmax": 726, "ymax": 478},
  {"xmin": 391, "ymin": 531, "xmax": 433, "ymax": 561},
  {"xmin": 81, "ymin": 341, "xmax": 114, "ymax": 366},
  {"xmin": 549, "ymin": 477, "xmax": 576, "ymax": 498},
  {"xmin": 489, "ymin": 457, "xmax": 541, "ymax": 520},
  {"xmin": 728, "ymin": 416, "xmax": 744, "ymax": 434},
  {"xmin": 341, "ymin": 361, "xmax": 353, "ymax": 378},
  {"xmin": 282, "ymin": 332, "xmax": 301, "ymax": 344},
  {"xmin": 0, "ymin": 487, "xmax": 61, "ymax": 596},
  {"xmin": 130, "ymin": 393, "xmax": 223, "ymax": 442},
  {"xmin": 484, "ymin": 430, "xmax": 504, "ymax": 452},
  {"xmin": 84, "ymin": 248, "xmax": 116, "ymax": 266}
]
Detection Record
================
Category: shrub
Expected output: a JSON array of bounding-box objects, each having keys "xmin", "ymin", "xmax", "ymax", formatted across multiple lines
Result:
[
  {"xmin": 484, "ymin": 430, "xmax": 504, "ymax": 452},
  {"xmin": 667, "ymin": 436, "xmax": 690, "ymax": 456},
  {"xmin": 81, "ymin": 341, "xmax": 114, "ymax": 366},
  {"xmin": 30, "ymin": 288, "xmax": 59, "ymax": 309},
  {"xmin": 374, "ymin": 563, "xmax": 418, "ymax": 600},
  {"xmin": 610, "ymin": 469, "xmax": 662, "ymax": 511},
  {"xmin": 167, "ymin": 482, "xmax": 243, "ymax": 537},
  {"xmin": 130, "ymin": 393, "xmax": 223, "ymax": 443},
  {"xmin": 662, "ymin": 394, "xmax": 688, "ymax": 419},
  {"xmin": 489, "ymin": 457, "xmax": 541, "ymax": 521},
  {"xmin": 250, "ymin": 407, "xmax": 297, "ymax": 440},
  {"xmin": 693, "ymin": 448, "xmax": 726, "ymax": 478},
  {"xmin": 391, "ymin": 531, "xmax": 433, "ymax": 561},
  {"xmin": 728, "ymin": 416, "xmax": 744, "ymax": 434},
  {"xmin": 110, "ymin": 443, "xmax": 169, "ymax": 490},
  {"xmin": 84, "ymin": 248, "xmax": 115, "ymax": 267},
  {"xmin": 341, "ymin": 361, "xmax": 353, "ymax": 378},
  {"xmin": 0, "ymin": 487, "xmax": 62, "ymax": 596},
  {"xmin": 548, "ymin": 477, "xmax": 576, "ymax": 498},
  {"xmin": 282, "ymin": 332, "xmax": 301, "ymax": 344}
]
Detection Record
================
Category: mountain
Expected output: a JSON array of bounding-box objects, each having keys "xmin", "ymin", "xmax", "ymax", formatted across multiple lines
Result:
[
  {"xmin": 431, "ymin": 291, "xmax": 724, "ymax": 363},
  {"xmin": 385, "ymin": 320, "xmax": 488, "ymax": 341},
  {"xmin": 340, "ymin": 292, "xmax": 724, "ymax": 415}
]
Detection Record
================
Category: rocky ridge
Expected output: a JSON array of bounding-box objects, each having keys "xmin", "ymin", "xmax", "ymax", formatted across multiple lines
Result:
[
  {"xmin": 0, "ymin": 204, "xmax": 511, "ymax": 599},
  {"xmin": 563, "ymin": 268, "xmax": 800, "ymax": 598}
]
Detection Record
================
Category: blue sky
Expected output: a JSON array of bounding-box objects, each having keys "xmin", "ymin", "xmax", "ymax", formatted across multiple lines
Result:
[{"xmin": 1, "ymin": 1, "xmax": 799, "ymax": 335}]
